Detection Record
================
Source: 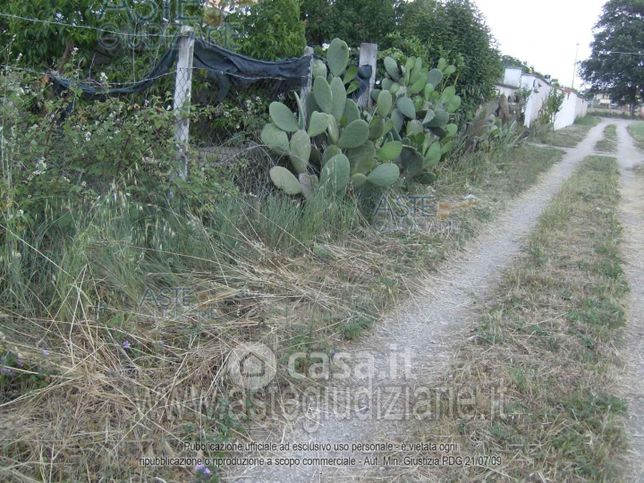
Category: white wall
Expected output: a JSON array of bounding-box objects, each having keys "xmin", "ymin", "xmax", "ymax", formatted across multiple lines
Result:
[
  {"xmin": 496, "ymin": 85, "xmax": 515, "ymax": 98},
  {"xmin": 522, "ymin": 75, "xmax": 551, "ymax": 128},
  {"xmin": 503, "ymin": 68, "xmax": 522, "ymax": 88},
  {"xmin": 495, "ymin": 68, "xmax": 588, "ymax": 130},
  {"xmin": 554, "ymin": 91, "xmax": 588, "ymax": 130}
]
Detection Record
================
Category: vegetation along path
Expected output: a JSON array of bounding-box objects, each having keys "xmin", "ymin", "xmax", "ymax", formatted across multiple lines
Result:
[
  {"xmin": 224, "ymin": 121, "xmax": 614, "ymax": 481},
  {"xmin": 615, "ymin": 120, "xmax": 644, "ymax": 480}
]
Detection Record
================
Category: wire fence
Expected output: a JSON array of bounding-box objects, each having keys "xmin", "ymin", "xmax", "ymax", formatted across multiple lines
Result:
[{"xmin": 0, "ymin": 13, "xmax": 376, "ymax": 195}]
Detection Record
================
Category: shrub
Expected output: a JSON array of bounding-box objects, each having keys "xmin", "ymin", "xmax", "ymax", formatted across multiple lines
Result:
[
  {"xmin": 398, "ymin": 0, "xmax": 503, "ymax": 118},
  {"xmin": 231, "ymin": 0, "xmax": 307, "ymax": 60},
  {"xmin": 260, "ymin": 38, "xmax": 462, "ymax": 207}
]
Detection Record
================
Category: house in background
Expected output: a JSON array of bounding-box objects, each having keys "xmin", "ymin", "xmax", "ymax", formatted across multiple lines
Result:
[
  {"xmin": 495, "ymin": 67, "xmax": 588, "ymax": 130},
  {"xmin": 593, "ymin": 93, "xmax": 611, "ymax": 108}
]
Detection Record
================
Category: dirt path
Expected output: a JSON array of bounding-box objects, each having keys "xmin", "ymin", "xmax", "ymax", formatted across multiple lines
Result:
[
  {"xmin": 224, "ymin": 121, "xmax": 611, "ymax": 482},
  {"xmin": 615, "ymin": 120, "xmax": 644, "ymax": 481}
]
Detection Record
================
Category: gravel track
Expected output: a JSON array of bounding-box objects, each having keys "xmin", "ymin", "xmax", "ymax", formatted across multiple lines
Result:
[
  {"xmin": 224, "ymin": 120, "xmax": 611, "ymax": 482},
  {"xmin": 615, "ymin": 120, "xmax": 644, "ymax": 481}
]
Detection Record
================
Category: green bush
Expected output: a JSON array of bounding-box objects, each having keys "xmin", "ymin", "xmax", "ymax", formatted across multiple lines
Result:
[
  {"xmin": 261, "ymin": 38, "xmax": 463, "ymax": 206},
  {"xmin": 301, "ymin": 0, "xmax": 397, "ymax": 47},
  {"xmin": 398, "ymin": 0, "xmax": 503, "ymax": 119},
  {"xmin": 0, "ymin": 69, "xmax": 235, "ymax": 307},
  {"xmin": 231, "ymin": 0, "xmax": 307, "ymax": 60}
]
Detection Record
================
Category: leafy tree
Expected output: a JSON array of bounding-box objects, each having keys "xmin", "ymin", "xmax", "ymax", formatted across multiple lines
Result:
[
  {"xmin": 398, "ymin": 0, "xmax": 503, "ymax": 117},
  {"xmin": 501, "ymin": 55, "xmax": 530, "ymax": 70},
  {"xmin": 300, "ymin": 0, "xmax": 399, "ymax": 47},
  {"xmin": 581, "ymin": 0, "xmax": 644, "ymax": 114},
  {"xmin": 300, "ymin": 0, "xmax": 335, "ymax": 46},
  {"xmin": 231, "ymin": 0, "xmax": 306, "ymax": 60},
  {"xmin": 329, "ymin": 0, "xmax": 398, "ymax": 46},
  {"xmin": 0, "ymin": 0, "xmax": 98, "ymax": 68}
]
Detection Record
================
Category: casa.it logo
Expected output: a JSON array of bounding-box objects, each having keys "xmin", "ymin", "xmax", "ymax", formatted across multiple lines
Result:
[{"xmin": 227, "ymin": 343, "xmax": 277, "ymax": 390}]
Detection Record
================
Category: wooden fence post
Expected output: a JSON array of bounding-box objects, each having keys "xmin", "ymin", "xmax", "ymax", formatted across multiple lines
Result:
[
  {"xmin": 173, "ymin": 26, "xmax": 195, "ymax": 182},
  {"xmin": 357, "ymin": 42, "xmax": 378, "ymax": 109},
  {"xmin": 300, "ymin": 46, "xmax": 314, "ymax": 119}
]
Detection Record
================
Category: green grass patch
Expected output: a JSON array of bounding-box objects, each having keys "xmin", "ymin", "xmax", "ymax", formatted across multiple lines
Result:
[
  {"xmin": 595, "ymin": 124, "xmax": 618, "ymax": 153},
  {"xmin": 628, "ymin": 121, "xmax": 644, "ymax": 152},
  {"xmin": 409, "ymin": 155, "xmax": 629, "ymax": 481},
  {"xmin": 535, "ymin": 115, "xmax": 601, "ymax": 147}
]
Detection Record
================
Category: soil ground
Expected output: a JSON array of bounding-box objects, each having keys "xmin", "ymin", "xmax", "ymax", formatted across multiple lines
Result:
[{"xmin": 222, "ymin": 118, "xmax": 644, "ymax": 482}]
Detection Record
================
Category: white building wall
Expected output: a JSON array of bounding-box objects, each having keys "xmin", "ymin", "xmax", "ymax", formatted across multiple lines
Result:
[
  {"xmin": 503, "ymin": 68, "xmax": 522, "ymax": 88},
  {"xmin": 496, "ymin": 85, "xmax": 515, "ymax": 98},
  {"xmin": 576, "ymin": 94, "xmax": 588, "ymax": 119},
  {"xmin": 522, "ymin": 75, "xmax": 551, "ymax": 128},
  {"xmin": 495, "ymin": 68, "xmax": 588, "ymax": 130},
  {"xmin": 554, "ymin": 91, "xmax": 588, "ymax": 130}
]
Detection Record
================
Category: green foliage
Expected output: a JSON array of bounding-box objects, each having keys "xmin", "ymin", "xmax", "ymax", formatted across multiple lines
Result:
[
  {"xmin": 261, "ymin": 40, "xmax": 464, "ymax": 200},
  {"xmin": 376, "ymin": 54, "xmax": 461, "ymax": 183},
  {"xmin": 262, "ymin": 38, "xmax": 403, "ymax": 199},
  {"xmin": 0, "ymin": 74, "xmax": 177, "ymax": 218},
  {"xmin": 398, "ymin": 0, "xmax": 503, "ymax": 118},
  {"xmin": 231, "ymin": 0, "xmax": 307, "ymax": 60},
  {"xmin": 0, "ymin": 0, "xmax": 98, "ymax": 68},
  {"xmin": 382, "ymin": 32, "xmax": 433, "ymax": 67},
  {"xmin": 539, "ymin": 89, "xmax": 565, "ymax": 127},
  {"xmin": 192, "ymin": 94, "xmax": 270, "ymax": 145},
  {"xmin": 0, "ymin": 0, "xmax": 209, "ymax": 106},
  {"xmin": 581, "ymin": 0, "xmax": 644, "ymax": 113},
  {"xmin": 0, "ymin": 1, "xmax": 204, "ymax": 74},
  {"xmin": 300, "ymin": 0, "xmax": 335, "ymax": 46},
  {"xmin": 0, "ymin": 68, "xmax": 238, "ymax": 289},
  {"xmin": 301, "ymin": 0, "xmax": 398, "ymax": 46}
]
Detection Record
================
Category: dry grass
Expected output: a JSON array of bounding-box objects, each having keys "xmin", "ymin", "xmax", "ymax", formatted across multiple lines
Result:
[
  {"xmin": 0, "ymin": 143, "xmax": 564, "ymax": 481},
  {"xmin": 400, "ymin": 155, "xmax": 628, "ymax": 481}
]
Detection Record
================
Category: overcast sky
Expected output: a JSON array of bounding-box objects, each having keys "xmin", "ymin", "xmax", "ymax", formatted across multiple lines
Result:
[{"xmin": 474, "ymin": 0, "xmax": 607, "ymax": 89}]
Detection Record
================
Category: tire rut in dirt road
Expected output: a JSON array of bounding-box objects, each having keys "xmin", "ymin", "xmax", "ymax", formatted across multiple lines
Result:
[
  {"xmin": 225, "ymin": 120, "xmax": 611, "ymax": 482},
  {"xmin": 615, "ymin": 120, "xmax": 644, "ymax": 481}
]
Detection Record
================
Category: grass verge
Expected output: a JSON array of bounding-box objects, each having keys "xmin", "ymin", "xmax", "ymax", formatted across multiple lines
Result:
[
  {"xmin": 534, "ymin": 115, "xmax": 600, "ymax": 148},
  {"xmin": 628, "ymin": 121, "xmax": 644, "ymax": 152},
  {"xmin": 403, "ymin": 155, "xmax": 628, "ymax": 481},
  {"xmin": 595, "ymin": 124, "xmax": 617, "ymax": 153},
  {"xmin": 0, "ymin": 142, "xmax": 563, "ymax": 481}
]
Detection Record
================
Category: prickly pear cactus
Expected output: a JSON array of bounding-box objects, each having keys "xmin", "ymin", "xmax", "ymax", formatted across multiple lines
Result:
[
  {"xmin": 261, "ymin": 40, "xmax": 463, "ymax": 198},
  {"xmin": 373, "ymin": 54, "xmax": 461, "ymax": 184},
  {"xmin": 261, "ymin": 38, "xmax": 401, "ymax": 198}
]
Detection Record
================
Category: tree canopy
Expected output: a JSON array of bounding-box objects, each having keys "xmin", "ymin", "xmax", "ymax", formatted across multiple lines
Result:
[
  {"xmin": 301, "ymin": 0, "xmax": 399, "ymax": 47},
  {"xmin": 581, "ymin": 0, "xmax": 644, "ymax": 111},
  {"xmin": 230, "ymin": 0, "xmax": 306, "ymax": 60},
  {"xmin": 299, "ymin": 0, "xmax": 502, "ymax": 115},
  {"xmin": 398, "ymin": 0, "xmax": 503, "ymax": 117}
]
